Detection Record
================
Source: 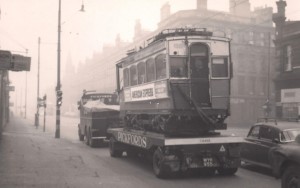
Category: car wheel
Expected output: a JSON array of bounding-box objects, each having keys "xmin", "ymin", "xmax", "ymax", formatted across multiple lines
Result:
[{"xmin": 282, "ymin": 164, "xmax": 300, "ymax": 188}]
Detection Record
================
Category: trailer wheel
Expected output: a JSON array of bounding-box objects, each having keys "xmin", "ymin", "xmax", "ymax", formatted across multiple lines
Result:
[
  {"xmin": 153, "ymin": 148, "xmax": 169, "ymax": 178},
  {"xmin": 217, "ymin": 167, "xmax": 238, "ymax": 176},
  {"xmin": 78, "ymin": 127, "xmax": 84, "ymax": 141},
  {"xmin": 109, "ymin": 137, "xmax": 122, "ymax": 157}
]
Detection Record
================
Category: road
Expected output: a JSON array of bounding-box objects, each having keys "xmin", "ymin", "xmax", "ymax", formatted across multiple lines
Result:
[{"xmin": 0, "ymin": 115, "xmax": 280, "ymax": 188}]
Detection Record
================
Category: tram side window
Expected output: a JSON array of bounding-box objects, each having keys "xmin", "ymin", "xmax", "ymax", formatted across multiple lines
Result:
[
  {"xmin": 123, "ymin": 68, "xmax": 129, "ymax": 87},
  {"xmin": 146, "ymin": 58, "xmax": 155, "ymax": 82},
  {"xmin": 170, "ymin": 57, "xmax": 188, "ymax": 78},
  {"xmin": 130, "ymin": 65, "xmax": 138, "ymax": 86},
  {"xmin": 155, "ymin": 54, "xmax": 166, "ymax": 80},
  {"xmin": 212, "ymin": 57, "xmax": 228, "ymax": 78},
  {"xmin": 137, "ymin": 62, "xmax": 146, "ymax": 84}
]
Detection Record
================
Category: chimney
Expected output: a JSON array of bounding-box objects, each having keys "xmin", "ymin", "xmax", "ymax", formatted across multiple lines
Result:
[
  {"xmin": 197, "ymin": 0, "xmax": 207, "ymax": 10},
  {"xmin": 160, "ymin": 2, "xmax": 170, "ymax": 21},
  {"xmin": 272, "ymin": 0, "xmax": 287, "ymax": 39},
  {"xmin": 230, "ymin": 0, "xmax": 251, "ymax": 17}
]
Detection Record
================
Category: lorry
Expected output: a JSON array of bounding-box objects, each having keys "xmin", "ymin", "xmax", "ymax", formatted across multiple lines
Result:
[
  {"xmin": 77, "ymin": 90, "xmax": 120, "ymax": 147},
  {"xmin": 107, "ymin": 28, "xmax": 243, "ymax": 178}
]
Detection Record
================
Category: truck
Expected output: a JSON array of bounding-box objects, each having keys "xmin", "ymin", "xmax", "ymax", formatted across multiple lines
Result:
[
  {"xmin": 107, "ymin": 28, "xmax": 243, "ymax": 178},
  {"xmin": 77, "ymin": 90, "xmax": 120, "ymax": 147}
]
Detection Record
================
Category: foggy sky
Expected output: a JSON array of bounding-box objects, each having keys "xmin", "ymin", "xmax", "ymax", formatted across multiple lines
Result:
[{"xmin": 1, "ymin": 0, "xmax": 299, "ymax": 118}]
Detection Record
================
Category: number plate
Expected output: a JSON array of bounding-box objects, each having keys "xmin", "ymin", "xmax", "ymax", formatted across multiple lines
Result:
[{"xmin": 203, "ymin": 157, "xmax": 215, "ymax": 167}]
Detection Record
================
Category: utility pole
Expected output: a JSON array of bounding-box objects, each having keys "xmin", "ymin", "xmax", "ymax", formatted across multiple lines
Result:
[
  {"xmin": 35, "ymin": 37, "xmax": 41, "ymax": 128},
  {"xmin": 24, "ymin": 49, "xmax": 28, "ymax": 119}
]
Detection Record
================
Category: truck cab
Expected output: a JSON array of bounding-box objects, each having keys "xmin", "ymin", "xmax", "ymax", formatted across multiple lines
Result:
[{"xmin": 78, "ymin": 90, "xmax": 120, "ymax": 147}]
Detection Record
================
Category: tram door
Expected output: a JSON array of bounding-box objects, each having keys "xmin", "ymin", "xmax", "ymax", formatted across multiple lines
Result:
[{"xmin": 189, "ymin": 43, "xmax": 211, "ymax": 107}]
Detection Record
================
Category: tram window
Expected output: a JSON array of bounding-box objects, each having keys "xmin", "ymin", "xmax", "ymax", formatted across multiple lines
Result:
[
  {"xmin": 155, "ymin": 54, "xmax": 166, "ymax": 80},
  {"xmin": 170, "ymin": 57, "xmax": 187, "ymax": 78},
  {"xmin": 146, "ymin": 59, "xmax": 155, "ymax": 82},
  {"xmin": 137, "ymin": 62, "xmax": 146, "ymax": 84},
  {"xmin": 130, "ymin": 65, "xmax": 138, "ymax": 86},
  {"xmin": 123, "ymin": 68, "xmax": 129, "ymax": 87},
  {"xmin": 212, "ymin": 58, "xmax": 228, "ymax": 78},
  {"xmin": 190, "ymin": 44, "xmax": 209, "ymax": 79}
]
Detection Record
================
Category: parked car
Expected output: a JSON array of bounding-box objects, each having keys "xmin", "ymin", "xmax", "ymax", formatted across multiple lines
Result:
[
  {"xmin": 270, "ymin": 134, "xmax": 300, "ymax": 188},
  {"xmin": 241, "ymin": 119, "xmax": 300, "ymax": 168}
]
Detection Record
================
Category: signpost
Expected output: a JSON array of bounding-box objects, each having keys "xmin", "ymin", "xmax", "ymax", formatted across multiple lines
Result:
[
  {"xmin": 0, "ymin": 50, "xmax": 12, "ymax": 70},
  {"xmin": 11, "ymin": 55, "xmax": 31, "ymax": 71},
  {"xmin": 0, "ymin": 50, "xmax": 31, "ymax": 72}
]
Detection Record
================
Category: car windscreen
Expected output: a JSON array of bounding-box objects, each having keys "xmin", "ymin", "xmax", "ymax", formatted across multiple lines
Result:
[
  {"xmin": 82, "ymin": 94, "xmax": 118, "ymax": 105},
  {"xmin": 280, "ymin": 129, "xmax": 300, "ymax": 142}
]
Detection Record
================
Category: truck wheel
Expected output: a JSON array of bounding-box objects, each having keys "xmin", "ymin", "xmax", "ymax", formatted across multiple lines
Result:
[
  {"xmin": 109, "ymin": 137, "xmax": 122, "ymax": 157},
  {"xmin": 84, "ymin": 128, "xmax": 89, "ymax": 146},
  {"xmin": 217, "ymin": 167, "xmax": 238, "ymax": 176},
  {"xmin": 78, "ymin": 128, "xmax": 84, "ymax": 141},
  {"xmin": 87, "ymin": 129, "xmax": 97, "ymax": 148},
  {"xmin": 282, "ymin": 165, "xmax": 300, "ymax": 188},
  {"xmin": 153, "ymin": 148, "xmax": 168, "ymax": 178}
]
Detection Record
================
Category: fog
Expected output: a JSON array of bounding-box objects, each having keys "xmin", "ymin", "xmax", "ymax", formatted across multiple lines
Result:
[{"xmin": 1, "ymin": 0, "xmax": 299, "ymax": 119}]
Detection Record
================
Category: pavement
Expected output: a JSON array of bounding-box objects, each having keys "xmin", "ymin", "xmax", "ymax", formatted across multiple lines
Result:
[{"xmin": 0, "ymin": 116, "xmax": 105, "ymax": 188}]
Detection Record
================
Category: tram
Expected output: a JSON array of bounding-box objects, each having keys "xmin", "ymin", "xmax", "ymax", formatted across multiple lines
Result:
[{"xmin": 116, "ymin": 28, "xmax": 232, "ymax": 136}]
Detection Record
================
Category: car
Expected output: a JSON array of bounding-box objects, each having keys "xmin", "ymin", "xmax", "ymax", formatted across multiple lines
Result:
[
  {"xmin": 241, "ymin": 119, "xmax": 300, "ymax": 170},
  {"xmin": 270, "ymin": 134, "xmax": 300, "ymax": 188}
]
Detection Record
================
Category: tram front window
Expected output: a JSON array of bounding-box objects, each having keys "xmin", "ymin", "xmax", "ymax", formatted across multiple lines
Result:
[{"xmin": 170, "ymin": 57, "xmax": 188, "ymax": 78}]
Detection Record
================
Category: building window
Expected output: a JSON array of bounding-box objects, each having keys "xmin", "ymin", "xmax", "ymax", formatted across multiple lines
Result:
[{"xmin": 283, "ymin": 45, "xmax": 292, "ymax": 71}]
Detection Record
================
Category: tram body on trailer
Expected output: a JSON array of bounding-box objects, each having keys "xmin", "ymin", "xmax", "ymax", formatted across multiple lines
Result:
[{"xmin": 116, "ymin": 28, "xmax": 232, "ymax": 136}]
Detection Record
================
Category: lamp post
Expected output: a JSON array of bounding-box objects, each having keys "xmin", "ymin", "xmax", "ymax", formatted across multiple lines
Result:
[
  {"xmin": 55, "ymin": 0, "xmax": 84, "ymax": 138},
  {"xmin": 55, "ymin": 0, "xmax": 62, "ymax": 138}
]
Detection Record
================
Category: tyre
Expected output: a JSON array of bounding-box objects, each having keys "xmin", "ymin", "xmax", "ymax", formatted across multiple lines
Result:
[
  {"xmin": 84, "ymin": 128, "xmax": 89, "ymax": 146},
  {"xmin": 217, "ymin": 167, "xmax": 238, "ymax": 176},
  {"xmin": 78, "ymin": 127, "xmax": 84, "ymax": 141},
  {"xmin": 88, "ymin": 129, "xmax": 97, "ymax": 148},
  {"xmin": 282, "ymin": 164, "xmax": 300, "ymax": 188},
  {"xmin": 153, "ymin": 148, "xmax": 169, "ymax": 178},
  {"xmin": 109, "ymin": 137, "xmax": 122, "ymax": 157}
]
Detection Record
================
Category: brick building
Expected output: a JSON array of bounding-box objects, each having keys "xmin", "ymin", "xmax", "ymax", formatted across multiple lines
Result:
[{"xmin": 273, "ymin": 0, "xmax": 300, "ymax": 119}]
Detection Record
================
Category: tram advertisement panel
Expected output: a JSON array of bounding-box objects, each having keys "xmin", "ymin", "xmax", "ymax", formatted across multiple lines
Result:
[{"xmin": 124, "ymin": 81, "xmax": 168, "ymax": 102}]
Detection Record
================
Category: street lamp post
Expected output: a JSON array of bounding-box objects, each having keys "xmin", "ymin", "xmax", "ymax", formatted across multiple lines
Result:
[
  {"xmin": 55, "ymin": 0, "xmax": 62, "ymax": 138},
  {"xmin": 55, "ymin": 0, "xmax": 84, "ymax": 138}
]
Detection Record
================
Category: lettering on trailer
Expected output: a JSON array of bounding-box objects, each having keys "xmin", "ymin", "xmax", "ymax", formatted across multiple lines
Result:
[{"xmin": 117, "ymin": 132, "xmax": 147, "ymax": 148}]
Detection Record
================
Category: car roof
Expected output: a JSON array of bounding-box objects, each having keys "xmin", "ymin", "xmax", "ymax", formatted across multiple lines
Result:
[{"xmin": 255, "ymin": 120, "xmax": 300, "ymax": 131}]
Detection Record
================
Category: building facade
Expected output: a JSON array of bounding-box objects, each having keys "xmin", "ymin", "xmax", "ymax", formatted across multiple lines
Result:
[
  {"xmin": 63, "ymin": 0, "xmax": 276, "ymax": 127},
  {"xmin": 273, "ymin": 0, "xmax": 300, "ymax": 119}
]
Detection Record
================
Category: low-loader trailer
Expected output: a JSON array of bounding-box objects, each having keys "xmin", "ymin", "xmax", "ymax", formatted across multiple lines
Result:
[{"xmin": 107, "ymin": 128, "xmax": 242, "ymax": 178}]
